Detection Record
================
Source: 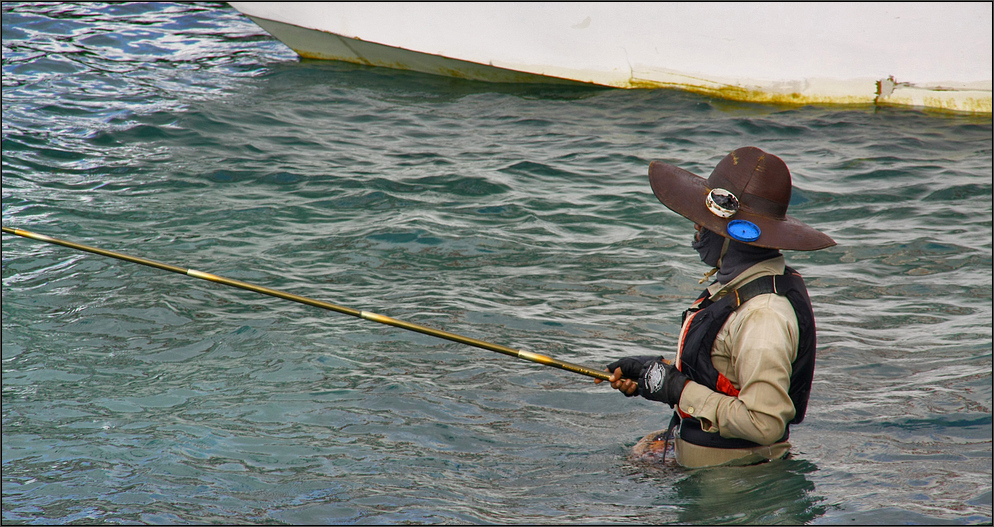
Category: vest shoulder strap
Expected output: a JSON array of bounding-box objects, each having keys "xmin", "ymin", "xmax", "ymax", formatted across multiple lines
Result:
[{"xmin": 719, "ymin": 272, "xmax": 794, "ymax": 310}]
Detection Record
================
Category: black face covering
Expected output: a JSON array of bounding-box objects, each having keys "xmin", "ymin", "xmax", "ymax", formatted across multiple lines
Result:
[
  {"xmin": 692, "ymin": 227, "xmax": 725, "ymax": 268},
  {"xmin": 693, "ymin": 227, "xmax": 782, "ymax": 284}
]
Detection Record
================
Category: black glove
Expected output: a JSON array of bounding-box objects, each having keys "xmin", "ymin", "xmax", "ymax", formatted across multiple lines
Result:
[
  {"xmin": 605, "ymin": 356, "xmax": 661, "ymax": 397},
  {"xmin": 637, "ymin": 360, "xmax": 689, "ymax": 408},
  {"xmin": 606, "ymin": 355, "xmax": 659, "ymax": 378}
]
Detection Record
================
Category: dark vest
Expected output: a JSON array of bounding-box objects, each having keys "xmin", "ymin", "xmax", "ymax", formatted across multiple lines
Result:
[{"xmin": 675, "ymin": 266, "xmax": 817, "ymax": 449}]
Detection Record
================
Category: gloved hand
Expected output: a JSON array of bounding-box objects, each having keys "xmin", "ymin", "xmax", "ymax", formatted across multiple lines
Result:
[
  {"xmin": 606, "ymin": 355, "xmax": 660, "ymax": 379},
  {"xmin": 637, "ymin": 360, "xmax": 689, "ymax": 408},
  {"xmin": 604, "ymin": 355, "xmax": 661, "ymax": 397}
]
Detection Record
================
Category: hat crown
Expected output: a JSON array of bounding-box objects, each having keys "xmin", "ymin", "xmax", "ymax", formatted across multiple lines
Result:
[{"xmin": 707, "ymin": 147, "xmax": 791, "ymax": 220}]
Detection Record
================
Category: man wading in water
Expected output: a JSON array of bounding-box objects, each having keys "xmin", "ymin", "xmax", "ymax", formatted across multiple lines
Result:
[{"xmin": 596, "ymin": 147, "xmax": 835, "ymax": 468}]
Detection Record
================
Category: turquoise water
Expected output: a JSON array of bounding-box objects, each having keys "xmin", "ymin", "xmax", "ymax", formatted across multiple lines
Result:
[{"xmin": 2, "ymin": 3, "xmax": 991, "ymax": 525}]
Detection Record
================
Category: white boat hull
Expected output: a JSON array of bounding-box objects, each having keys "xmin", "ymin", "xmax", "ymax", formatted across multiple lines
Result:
[{"xmin": 230, "ymin": 2, "xmax": 992, "ymax": 115}]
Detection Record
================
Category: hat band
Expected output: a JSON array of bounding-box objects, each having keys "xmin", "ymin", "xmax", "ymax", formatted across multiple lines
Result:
[{"xmin": 740, "ymin": 193, "xmax": 789, "ymax": 219}]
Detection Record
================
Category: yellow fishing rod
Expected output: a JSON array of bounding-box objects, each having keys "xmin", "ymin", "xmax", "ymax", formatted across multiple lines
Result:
[{"xmin": 2, "ymin": 226, "xmax": 612, "ymax": 381}]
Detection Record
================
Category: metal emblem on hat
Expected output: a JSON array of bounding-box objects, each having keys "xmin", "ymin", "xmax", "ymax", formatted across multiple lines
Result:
[{"xmin": 706, "ymin": 188, "xmax": 740, "ymax": 218}]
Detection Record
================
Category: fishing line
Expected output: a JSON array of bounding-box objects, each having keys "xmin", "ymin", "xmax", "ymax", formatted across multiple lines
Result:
[{"xmin": 2, "ymin": 226, "xmax": 612, "ymax": 381}]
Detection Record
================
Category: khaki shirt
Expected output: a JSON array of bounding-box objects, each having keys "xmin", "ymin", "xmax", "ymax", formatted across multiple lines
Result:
[{"xmin": 677, "ymin": 257, "xmax": 800, "ymax": 447}]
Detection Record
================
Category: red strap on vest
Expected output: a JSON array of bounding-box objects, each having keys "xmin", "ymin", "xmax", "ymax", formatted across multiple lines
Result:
[
  {"xmin": 716, "ymin": 373, "xmax": 740, "ymax": 397},
  {"xmin": 678, "ymin": 374, "xmax": 739, "ymax": 420},
  {"xmin": 676, "ymin": 307, "xmax": 702, "ymax": 371}
]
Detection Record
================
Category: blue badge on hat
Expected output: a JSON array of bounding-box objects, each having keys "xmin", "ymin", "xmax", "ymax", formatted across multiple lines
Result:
[{"xmin": 727, "ymin": 220, "xmax": 761, "ymax": 242}]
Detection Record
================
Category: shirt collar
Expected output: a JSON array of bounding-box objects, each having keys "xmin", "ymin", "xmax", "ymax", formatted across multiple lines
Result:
[{"xmin": 706, "ymin": 256, "xmax": 786, "ymax": 299}]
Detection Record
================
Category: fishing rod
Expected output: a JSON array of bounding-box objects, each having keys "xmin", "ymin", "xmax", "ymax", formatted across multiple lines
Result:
[{"xmin": 2, "ymin": 226, "xmax": 612, "ymax": 381}]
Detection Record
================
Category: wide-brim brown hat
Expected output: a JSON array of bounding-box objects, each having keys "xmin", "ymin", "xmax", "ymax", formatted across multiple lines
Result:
[{"xmin": 649, "ymin": 147, "xmax": 836, "ymax": 251}]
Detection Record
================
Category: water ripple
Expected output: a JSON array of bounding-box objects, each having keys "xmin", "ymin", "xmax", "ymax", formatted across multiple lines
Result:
[{"xmin": 3, "ymin": 2, "xmax": 992, "ymax": 525}]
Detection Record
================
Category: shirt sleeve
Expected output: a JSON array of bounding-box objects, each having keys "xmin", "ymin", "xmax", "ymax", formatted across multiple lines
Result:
[{"xmin": 677, "ymin": 294, "xmax": 798, "ymax": 445}]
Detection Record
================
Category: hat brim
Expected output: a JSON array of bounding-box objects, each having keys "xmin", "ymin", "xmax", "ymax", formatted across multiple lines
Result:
[{"xmin": 648, "ymin": 160, "xmax": 836, "ymax": 251}]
